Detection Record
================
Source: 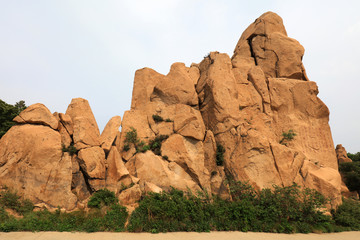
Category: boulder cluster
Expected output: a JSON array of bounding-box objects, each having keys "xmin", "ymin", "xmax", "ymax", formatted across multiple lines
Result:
[{"xmin": 0, "ymin": 12, "xmax": 348, "ymax": 211}]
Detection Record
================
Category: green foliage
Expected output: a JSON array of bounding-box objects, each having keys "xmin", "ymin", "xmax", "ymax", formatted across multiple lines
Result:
[
  {"xmin": 128, "ymin": 182, "xmax": 334, "ymax": 233},
  {"xmin": 152, "ymin": 114, "xmax": 164, "ymax": 123},
  {"xmin": 165, "ymin": 118, "xmax": 173, "ymax": 122},
  {"xmin": 0, "ymin": 188, "xmax": 34, "ymax": 215},
  {"xmin": 123, "ymin": 144, "xmax": 130, "ymax": 152},
  {"xmin": 216, "ymin": 144, "xmax": 225, "ymax": 166},
  {"xmin": 162, "ymin": 155, "xmax": 169, "ymax": 160},
  {"xmin": 339, "ymin": 161, "xmax": 360, "ymax": 193},
  {"xmin": 0, "ymin": 99, "xmax": 27, "ymax": 138},
  {"xmin": 61, "ymin": 144, "xmax": 78, "ymax": 156},
  {"xmin": 347, "ymin": 152, "xmax": 360, "ymax": 162},
  {"xmin": 280, "ymin": 129, "xmax": 296, "ymax": 145},
  {"xmin": 332, "ymin": 198, "xmax": 360, "ymax": 230},
  {"xmin": 124, "ymin": 127, "xmax": 138, "ymax": 145},
  {"xmin": 123, "ymin": 127, "xmax": 169, "ymax": 155},
  {"xmin": 149, "ymin": 135, "xmax": 169, "ymax": 155},
  {"xmin": 87, "ymin": 189, "xmax": 118, "ymax": 209}
]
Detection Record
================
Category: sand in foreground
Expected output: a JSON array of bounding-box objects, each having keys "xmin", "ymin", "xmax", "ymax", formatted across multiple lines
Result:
[{"xmin": 0, "ymin": 231, "xmax": 359, "ymax": 240}]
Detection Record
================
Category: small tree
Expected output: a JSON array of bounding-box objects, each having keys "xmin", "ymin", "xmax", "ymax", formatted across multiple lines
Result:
[{"xmin": 280, "ymin": 129, "xmax": 296, "ymax": 145}]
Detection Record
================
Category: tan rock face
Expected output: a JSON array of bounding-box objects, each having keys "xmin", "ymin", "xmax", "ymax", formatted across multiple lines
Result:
[
  {"xmin": 125, "ymin": 151, "xmax": 200, "ymax": 193},
  {"xmin": 0, "ymin": 11, "xmax": 346, "ymax": 210},
  {"xmin": 13, "ymin": 103, "xmax": 59, "ymax": 129},
  {"xmin": 151, "ymin": 63, "xmax": 198, "ymax": 107},
  {"xmin": 106, "ymin": 146, "xmax": 132, "ymax": 193},
  {"xmin": 0, "ymin": 125, "xmax": 77, "ymax": 210},
  {"xmin": 66, "ymin": 98, "xmax": 101, "ymax": 149},
  {"xmin": 336, "ymin": 144, "xmax": 352, "ymax": 164},
  {"xmin": 77, "ymin": 146, "xmax": 106, "ymax": 191},
  {"xmin": 100, "ymin": 116, "xmax": 122, "ymax": 152},
  {"xmin": 233, "ymin": 12, "xmax": 307, "ymax": 80},
  {"xmin": 118, "ymin": 184, "xmax": 142, "ymax": 205}
]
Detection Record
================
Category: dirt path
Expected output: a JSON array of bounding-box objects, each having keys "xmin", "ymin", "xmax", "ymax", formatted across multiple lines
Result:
[{"xmin": 0, "ymin": 231, "xmax": 359, "ymax": 240}]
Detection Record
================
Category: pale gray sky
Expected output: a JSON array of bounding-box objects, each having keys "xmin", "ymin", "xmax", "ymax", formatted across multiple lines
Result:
[{"xmin": 0, "ymin": 0, "xmax": 359, "ymax": 152}]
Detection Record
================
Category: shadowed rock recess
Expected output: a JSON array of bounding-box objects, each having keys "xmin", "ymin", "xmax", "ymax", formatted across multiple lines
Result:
[{"xmin": 0, "ymin": 12, "xmax": 348, "ymax": 210}]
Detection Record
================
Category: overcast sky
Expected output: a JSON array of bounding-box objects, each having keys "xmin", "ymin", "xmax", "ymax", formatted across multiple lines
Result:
[{"xmin": 0, "ymin": 0, "xmax": 359, "ymax": 153}]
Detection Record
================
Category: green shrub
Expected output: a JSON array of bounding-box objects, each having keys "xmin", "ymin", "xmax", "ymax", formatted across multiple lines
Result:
[
  {"xmin": 332, "ymin": 198, "xmax": 360, "ymax": 230},
  {"xmin": 0, "ymin": 188, "xmax": 33, "ymax": 215},
  {"xmin": 61, "ymin": 144, "xmax": 78, "ymax": 156},
  {"xmin": 339, "ymin": 161, "xmax": 360, "ymax": 193},
  {"xmin": 165, "ymin": 118, "xmax": 173, "ymax": 122},
  {"xmin": 87, "ymin": 189, "xmax": 118, "ymax": 209},
  {"xmin": 149, "ymin": 135, "xmax": 169, "ymax": 155},
  {"xmin": 152, "ymin": 114, "xmax": 164, "ymax": 123},
  {"xmin": 280, "ymin": 130, "xmax": 296, "ymax": 145},
  {"xmin": 123, "ymin": 143, "xmax": 130, "ymax": 152},
  {"xmin": 127, "ymin": 182, "xmax": 335, "ymax": 233},
  {"xmin": 216, "ymin": 144, "xmax": 225, "ymax": 166},
  {"xmin": 347, "ymin": 152, "xmax": 360, "ymax": 162}
]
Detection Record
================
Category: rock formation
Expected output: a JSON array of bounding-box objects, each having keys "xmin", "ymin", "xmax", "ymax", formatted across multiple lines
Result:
[
  {"xmin": 0, "ymin": 12, "xmax": 347, "ymax": 210},
  {"xmin": 336, "ymin": 144, "xmax": 352, "ymax": 164}
]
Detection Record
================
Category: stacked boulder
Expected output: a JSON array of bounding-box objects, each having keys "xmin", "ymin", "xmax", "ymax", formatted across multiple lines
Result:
[{"xmin": 0, "ymin": 12, "xmax": 347, "ymax": 210}]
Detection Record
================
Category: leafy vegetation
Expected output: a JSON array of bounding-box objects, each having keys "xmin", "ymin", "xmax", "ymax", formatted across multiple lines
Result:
[
  {"xmin": 122, "ymin": 127, "xmax": 168, "ymax": 156},
  {"xmin": 347, "ymin": 152, "xmax": 360, "ymax": 162},
  {"xmin": 152, "ymin": 114, "xmax": 164, "ymax": 123},
  {"xmin": 61, "ymin": 144, "xmax": 78, "ymax": 156},
  {"xmin": 216, "ymin": 144, "xmax": 225, "ymax": 166},
  {"xmin": 279, "ymin": 129, "xmax": 296, "ymax": 145},
  {"xmin": 339, "ymin": 161, "xmax": 360, "ymax": 194},
  {"xmin": 0, "ymin": 188, "xmax": 128, "ymax": 232},
  {"xmin": 0, "ymin": 99, "xmax": 27, "ymax": 138},
  {"xmin": 127, "ymin": 182, "xmax": 344, "ymax": 233},
  {"xmin": 1, "ymin": 184, "xmax": 360, "ymax": 233},
  {"xmin": 87, "ymin": 189, "xmax": 118, "ymax": 209}
]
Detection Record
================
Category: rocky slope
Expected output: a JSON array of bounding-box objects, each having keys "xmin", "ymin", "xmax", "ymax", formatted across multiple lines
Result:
[{"xmin": 0, "ymin": 12, "xmax": 347, "ymax": 210}]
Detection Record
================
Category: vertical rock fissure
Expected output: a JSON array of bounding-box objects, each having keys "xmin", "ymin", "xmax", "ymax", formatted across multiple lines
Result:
[
  {"xmin": 269, "ymin": 144, "xmax": 284, "ymax": 187},
  {"xmin": 247, "ymin": 36, "xmax": 258, "ymax": 66}
]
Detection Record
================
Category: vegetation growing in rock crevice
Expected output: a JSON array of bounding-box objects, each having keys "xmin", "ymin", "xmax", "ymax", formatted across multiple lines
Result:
[
  {"xmin": 216, "ymin": 144, "xmax": 225, "ymax": 166},
  {"xmin": 279, "ymin": 129, "xmax": 296, "ymax": 145},
  {"xmin": 123, "ymin": 127, "xmax": 168, "ymax": 156},
  {"xmin": 61, "ymin": 143, "xmax": 78, "ymax": 156}
]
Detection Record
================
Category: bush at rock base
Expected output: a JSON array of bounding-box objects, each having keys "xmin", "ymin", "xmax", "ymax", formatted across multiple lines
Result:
[{"xmin": 1, "ymin": 185, "xmax": 360, "ymax": 233}]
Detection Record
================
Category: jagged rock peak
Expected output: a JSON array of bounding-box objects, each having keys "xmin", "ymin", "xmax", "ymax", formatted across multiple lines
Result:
[{"xmin": 232, "ymin": 11, "xmax": 308, "ymax": 80}]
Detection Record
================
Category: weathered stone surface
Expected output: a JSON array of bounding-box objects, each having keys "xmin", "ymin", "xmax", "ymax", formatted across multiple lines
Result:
[
  {"xmin": 301, "ymin": 160, "xmax": 343, "ymax": 207},
  {"xmin": 151, "ymin": 63, "xmax": 198, "ymax": 106},
  {"xmin": 131, "ymin": 68, "xmax": 165, "ymax": 110},
  {"xmin": 125, "ymin": 151, "xmax": 200, "ymax": 192},
  {"xmin": 197, "ymin": 52, "xmax": 241, "ymax": 133},
  {"xmin": 106, "ymin": 146, "xmax": 132, "ymax": 193},
  {"xmin": 101, "ymin": 116, "xmax": 122, "ymax": 152},
  {"xmin": 71, "ymin": 155, "xmax": 91, "ymax": 202},
  {"xmin": 53, "ymin": 113, "xmax": 72, "ymax": 147},
  {"xmin": 336, "ymin": 144, "xmax": 352, "ymax": 164},
  {"xmin": 59, "ymin": 113, "xmax": 74, "ymax": 135},
  {"xmin": 203, "ymin": 130, "xmax": 217, "ymax": 174},
  {"xmin": 143, "ymin": 181, "xmax": 163, "ymax": 193},
  {"xmin": 233, "ymin": 11, "xmax": 307, "ymax": 80},
  {"xmin": 65, "ymin": 98, "xmax": 100, "ymax": 149},
  {"xmin": 77, "ymin": 146, "xmax": 106, "ymax": 191},
  {"xmin": 13, "ymin": 103, "xmax": 58, "ymax": 129},
  {"xmin": 119, "ymin": 110, "xmax": 155, "ymax": 161},
  {"xmin": 0, "ymin": 125, "xmax": 77, "ymax": 210},
  {"xmin": 118, "ymin": 184, "xmax": 142, "ymax": 205},
  {"xmin": 161, "ymin": 134, "xmax": 210, "ymax": 192}
]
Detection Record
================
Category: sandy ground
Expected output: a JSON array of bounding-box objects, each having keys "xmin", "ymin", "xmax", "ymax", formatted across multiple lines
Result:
[{"xmin": 0, "ymin": 231, "xmax": 359, "ymax": 240}]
